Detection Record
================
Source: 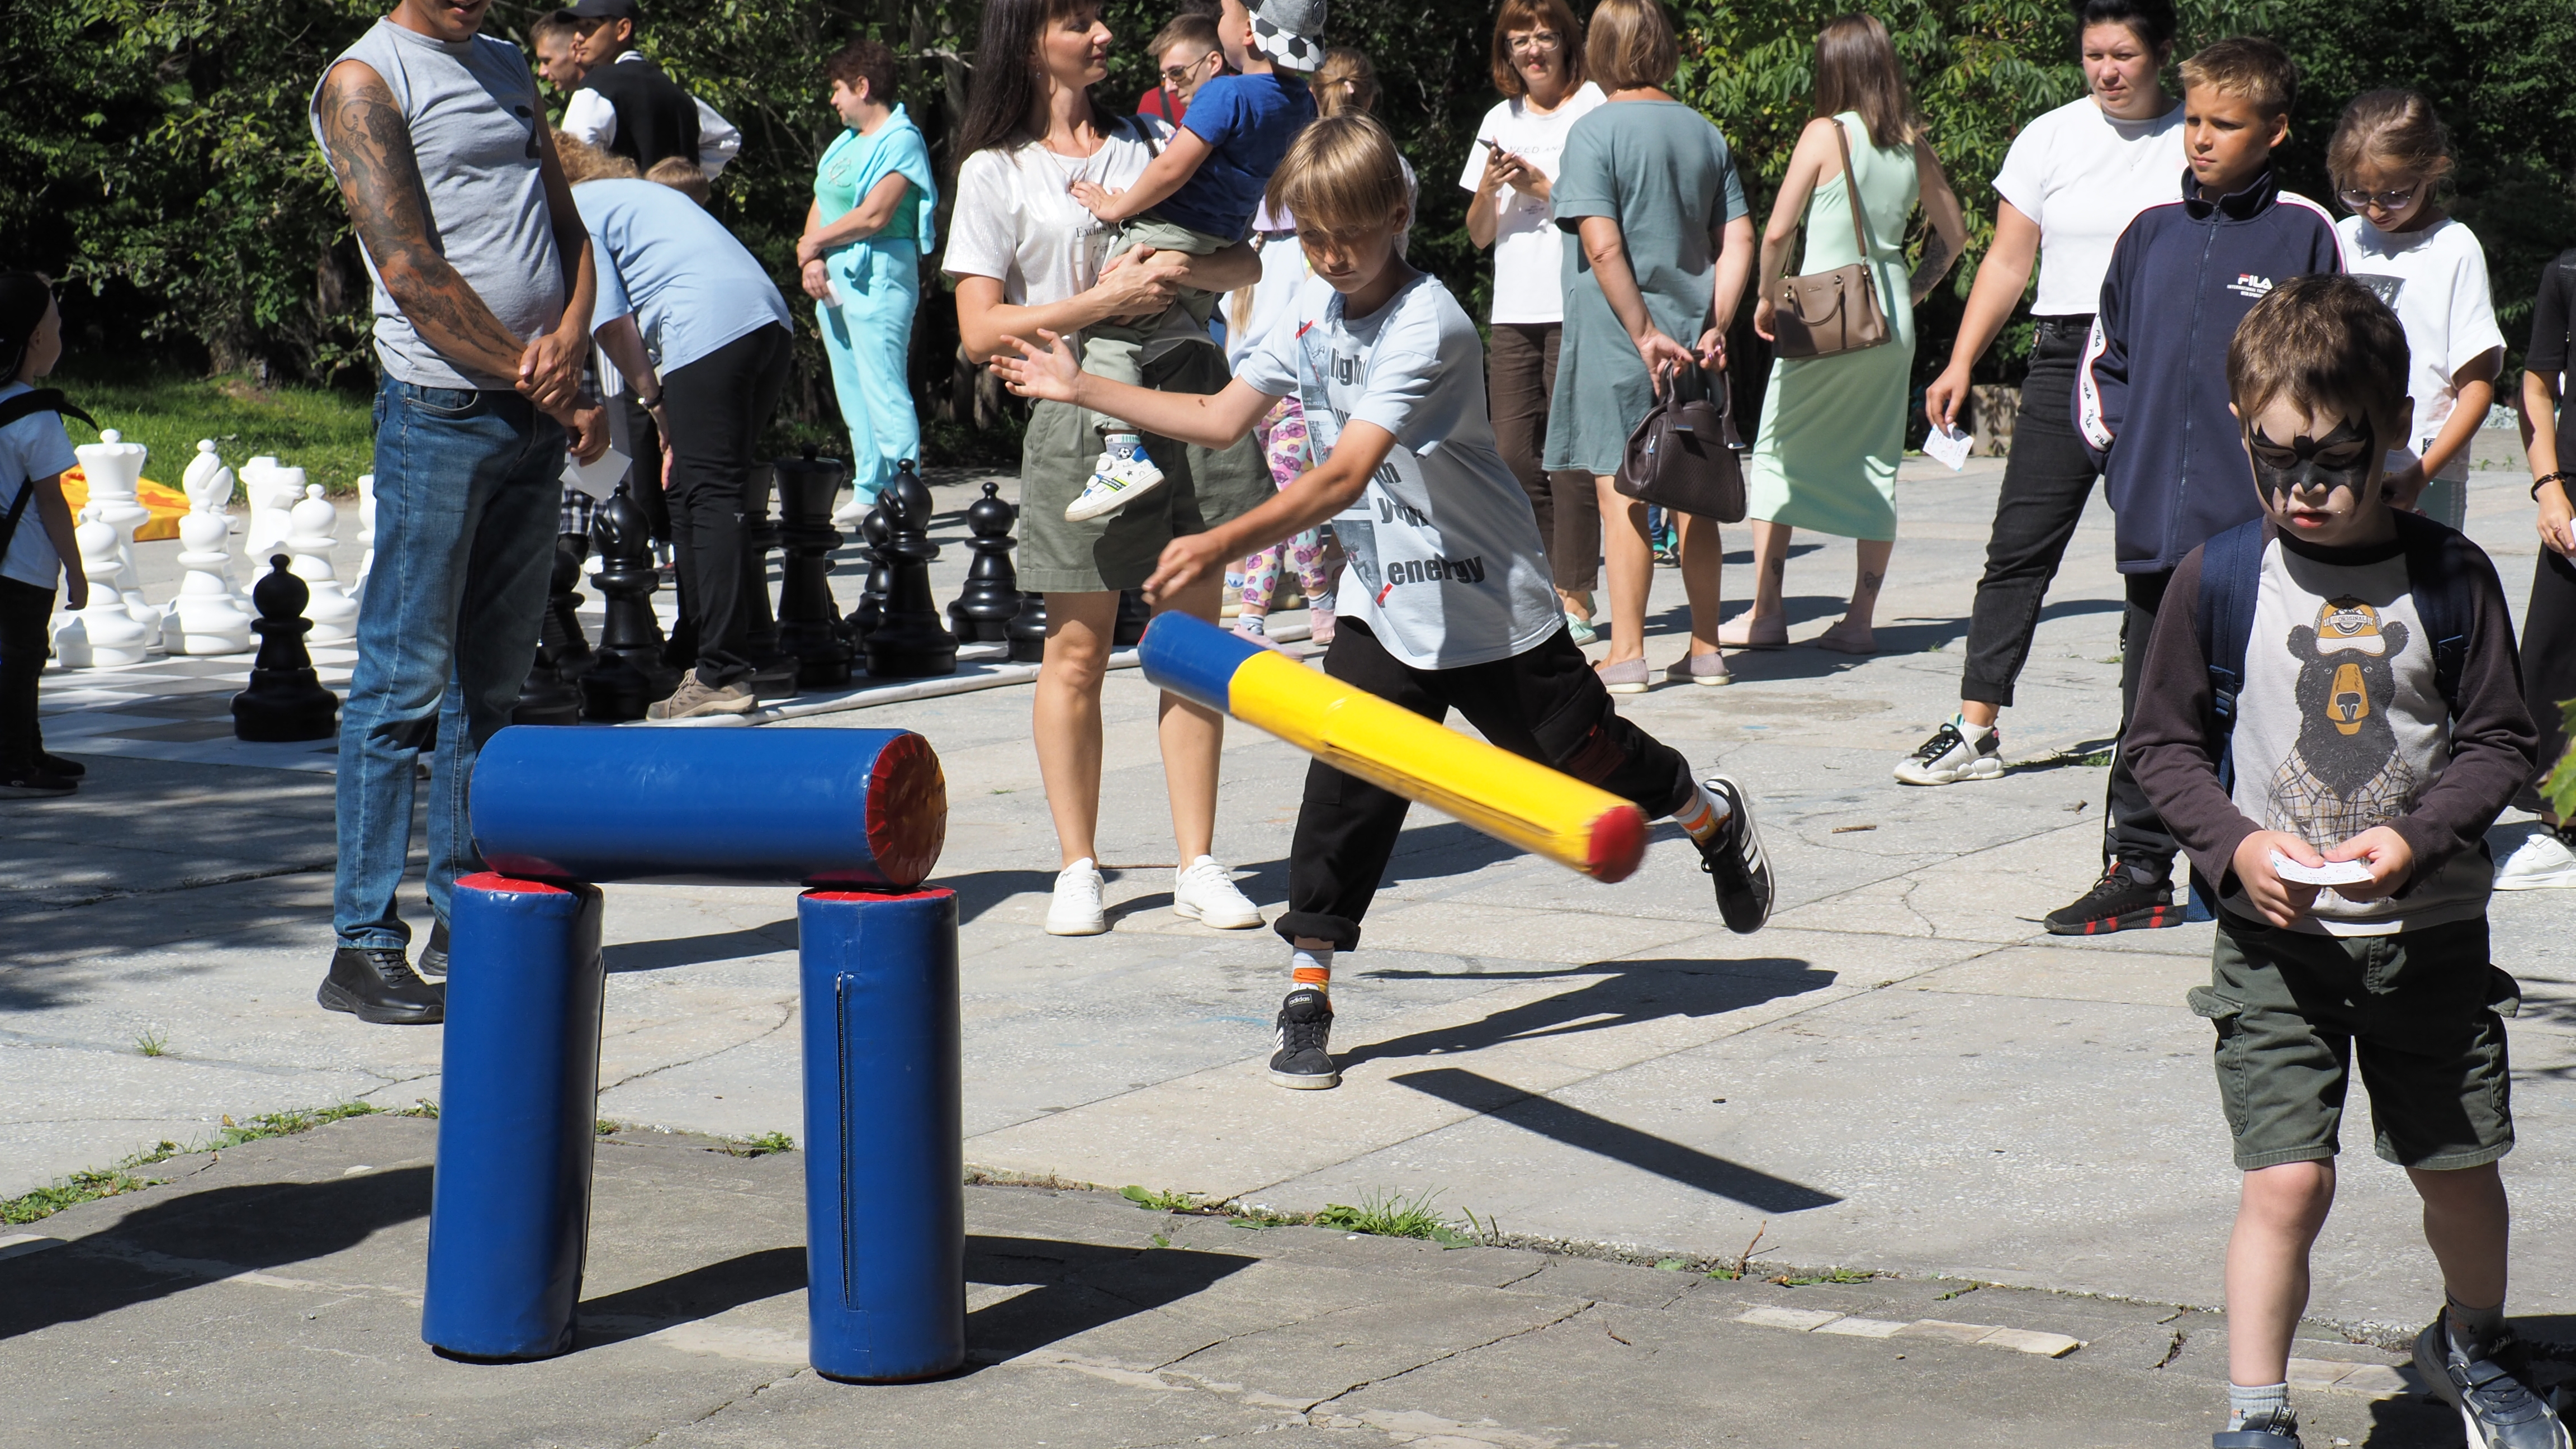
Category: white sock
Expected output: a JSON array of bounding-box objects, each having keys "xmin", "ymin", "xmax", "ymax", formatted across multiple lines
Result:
[
  {"xmin": 1955, "ymin": 713, "xmax": 1995, "ymax": 740},
  {"xmin": 1291, "ymin": 946, "xmax": 1333, "ymax": 994},
  {"xmin": 1236, "ymin": 613, "xmax": 1267, "ymax": 636},
  {"xmin": 1671, "ymin": 780, "xmax": 1734, "ymax": 842}
]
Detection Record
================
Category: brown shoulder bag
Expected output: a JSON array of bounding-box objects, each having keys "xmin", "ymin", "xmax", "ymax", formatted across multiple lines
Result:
[
  {"xmin": 1613, "ymin": 366, "xmax": 1746, "ymax": 523},
  {"xmin": 1768, "ymin": 117, "xmax": 1891, "ymax": 360}
]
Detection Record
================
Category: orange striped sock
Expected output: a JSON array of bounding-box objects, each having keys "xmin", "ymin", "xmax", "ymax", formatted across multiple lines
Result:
[
  {"xmin": 1291, "ymin": 947, "xmax": 1332, "ymax": 993},
  {"xmin": 1670, "ymin": 781, "xmax": 1731, "ymax": 842}
]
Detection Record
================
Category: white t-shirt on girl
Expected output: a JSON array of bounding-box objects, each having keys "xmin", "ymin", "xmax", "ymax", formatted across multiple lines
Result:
[
  {"xmin": 0, "ymin": 382, "xmax": 77, "ymax": 591},
  {"xmin": 1456, "ymin": 82, "xmax": 1606, "ymax": 325},
  {"xmin": 1234, "ymin": 273, "xmax": 1561, "ymax": 670},
  {"xmin": 2337, "ymin": 214, "xmax": 2505, "ymax": 483},
  {"xmin": 1991, "ymin": 95, "xmax": 2184, "ymax": 317}
]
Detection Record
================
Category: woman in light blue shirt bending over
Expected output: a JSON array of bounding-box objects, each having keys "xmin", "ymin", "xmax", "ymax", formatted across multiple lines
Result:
[{"xmin": 798, "ymin": 40, "xmax": 938, "ymax": 519}]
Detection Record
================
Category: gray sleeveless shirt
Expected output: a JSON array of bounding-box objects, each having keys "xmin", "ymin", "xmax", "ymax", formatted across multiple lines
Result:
[{"xmin": 310, "ymin": 20, "xmax": 565, "ymax": 390}]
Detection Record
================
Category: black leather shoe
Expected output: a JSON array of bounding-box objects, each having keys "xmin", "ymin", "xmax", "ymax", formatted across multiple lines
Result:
[
  {"xmin": 40, "ymin": 752, "xmax": 84, "ymax": 778},
  {"xmin": 318, "ymin": 947, "xmax": 446, "ymax": 1025},
  {"xmin": 417, "ymin": 920, "xmax": 449, "ymax": 979}
]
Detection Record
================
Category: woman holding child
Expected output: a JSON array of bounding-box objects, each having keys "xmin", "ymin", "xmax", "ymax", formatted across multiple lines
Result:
[{"xmin": 944, "ymin": 0, "xmax": 1271, "ymax": 939}]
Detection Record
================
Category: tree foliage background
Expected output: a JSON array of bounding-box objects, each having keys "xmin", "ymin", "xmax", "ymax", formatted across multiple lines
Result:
[{"xmin": 8, "ymin": 0, "xmax": 2576, "ymax": 453}]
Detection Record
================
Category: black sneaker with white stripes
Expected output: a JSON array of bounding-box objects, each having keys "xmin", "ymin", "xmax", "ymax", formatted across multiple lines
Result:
[
  {"xmin": 1893, "ymin": 719, "xmax": 2004, "ymax": 785},
  {"xmin": 2416, "ymin": 1316, "xmax": 2573, "ymax": 1449},
  {"xmin": 1696, "ymin": 773, "xmax": 1773, "ymax": 934},
  {"xmin": 1270, "ymin": 988, "xmax": 1338, "ymax": 1090}
]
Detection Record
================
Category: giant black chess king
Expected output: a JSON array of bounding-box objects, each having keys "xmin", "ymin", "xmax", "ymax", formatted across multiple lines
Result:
[{"xmin": 424, "ymin": 723, "xmax": 959, "ymax": 1382}]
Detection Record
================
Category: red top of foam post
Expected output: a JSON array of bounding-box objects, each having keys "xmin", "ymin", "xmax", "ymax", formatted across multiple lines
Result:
[
  {"xmin": 860, "ymin": 731, "xmax": 948, "ymax": 888},
  {"xmin": 455, "ymin": 871, "xmax": 576, "ymax": 895}
]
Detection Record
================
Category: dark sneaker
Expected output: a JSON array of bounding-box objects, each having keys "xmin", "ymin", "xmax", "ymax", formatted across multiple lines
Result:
[
  {"xmin": 2044, "ymin": 861, "xmax": 2180, "ymax": 935},
  {"xmin": 2214, "ymin": 1407, "xmax": 2304, "ymax": 1448},
  {"xmin": 2416, "ymin": 1317, "xmax": 2573, "ymax": 1448},
  {"xmin": 40, "ymin": 752, "xmax": 85, "ymax": 779},
  {"xmin": 417, "ymin": 920, "xmax": 449, "ymax": 979},
  {"xmin": 1695, "ymin": 774, "xmax": 1773, "ymax": 935},
  {"xmin": 0, "ymin": 766, "xmax": 77, "ymax": 799},
  {"xmin": 317, "ymin": 946, "xmax": 446, "ymax": 1025},
  {"xmin": 1270, "ymin": 988, "xmax": 1338, "ymax": 1090},
  {"xmin": 1893, "ymin": 721, "xmax": 2004, "ymax": 785}
]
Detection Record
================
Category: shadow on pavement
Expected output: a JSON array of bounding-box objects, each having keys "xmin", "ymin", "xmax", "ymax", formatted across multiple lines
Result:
[
  {"xmin": 0, "ymin": 1164, "xmax": 433, "ymax": 1342},
  {"xmin": 604, "ymin": 920, "xmax": 800, "ymax": 974},
  {"xmin": 577, "ymin": 1246, "xmax": 809, "ymax": 1346},
  {"xmin": 965, "ymin": 1234, "xmax": 1256, "ymax": 1367},
  {"xmin": 1341, "ymin": 958, "xmax": 1832, "ymax": 1068},
  {"xmin": 1390, "ymin": 1067, "xmax": 1841, "ymax": 1214}
]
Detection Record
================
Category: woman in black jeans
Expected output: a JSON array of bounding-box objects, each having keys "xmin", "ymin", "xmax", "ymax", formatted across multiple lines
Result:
[
  {"xmin": 1894, "ymin": 0, "xmax": 2187, "ymax": 931},
  {"xmin": 2499, "ymin": 247, "xmax": 2576, "ymax": 891}
]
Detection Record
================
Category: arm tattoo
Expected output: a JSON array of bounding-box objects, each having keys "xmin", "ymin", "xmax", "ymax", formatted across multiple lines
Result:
[
  {"xmin": 1909, "ymin": 232, "xmax": 1954, "ymax": 304},
  {"xmin": 321, "ymin": 64, "xmax": 528, "ymax": 378}
]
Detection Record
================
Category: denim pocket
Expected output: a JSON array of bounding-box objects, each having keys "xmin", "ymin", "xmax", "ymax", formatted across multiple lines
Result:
[{"xmin": 400, "ymin": 383, "xmax": 484, "ymax": 419}]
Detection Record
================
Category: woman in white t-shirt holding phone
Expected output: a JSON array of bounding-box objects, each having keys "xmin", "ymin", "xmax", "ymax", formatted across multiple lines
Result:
[
  {"xmin": 945, "ymin": 0, "xmax": 1271, "ymax": 937},
  {"xmin": 1895, "ymin": 0, "xmax": 2185, "ymax": 787},
  {"xmin": 1461, "ymin": 0, "xmax": 1605, "ymax": 641}
]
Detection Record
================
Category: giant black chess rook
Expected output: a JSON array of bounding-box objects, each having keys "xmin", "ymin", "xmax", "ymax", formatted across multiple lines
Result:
[
  {"xmin": 861, "ymin": 462, "xmax": 956, "ymax": 679},
  {"xmin": 232, "ymin": 555, "xmax": 339, "ymax": 741},
  {"xmin": 773, "ymin": 447, "xmax": 853, "ymax": 688},
  {"xmin": 580, "ymin": 483, "xmax": 681, "ymax": 722}
]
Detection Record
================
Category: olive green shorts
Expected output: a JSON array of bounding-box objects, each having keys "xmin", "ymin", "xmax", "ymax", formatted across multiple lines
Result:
[
  {"xmin": 1083, "ymin": 218, "xmax": 1230, "ymax": 386},
  {"xmin": 1017, "ymin": 340, "xmax": 1270, "ymax": 594},
  {"xmin": 2192, "ymin": 912, "xmax": 2517, "ymax": 1172}
]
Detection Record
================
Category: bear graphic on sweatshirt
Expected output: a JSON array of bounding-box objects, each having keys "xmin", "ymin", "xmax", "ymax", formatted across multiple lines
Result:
[{"xmin": 2264, "ymin": 595, "xmax": 2418, "ymax": 851}]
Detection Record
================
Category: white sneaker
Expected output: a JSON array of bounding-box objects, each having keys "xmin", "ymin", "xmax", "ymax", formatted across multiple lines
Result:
[
  {"xmin": 1893, "ymin": 718, "xmax": 2005, "ymax": 785},
  {"xmin": 1173, "ymin": 855, "xmax": 1263, "ymax": 929},
  {"xmin": 1045, "ymin": 858, "xmax": 1109, "ymax": 935},
  {"xmin": 2493, "ymin": 823, "xmax": 2576, "ymax": 891},
  {"xmin": 1064, "ymin": 431, "xmax": 1167, "ymax": 522}
]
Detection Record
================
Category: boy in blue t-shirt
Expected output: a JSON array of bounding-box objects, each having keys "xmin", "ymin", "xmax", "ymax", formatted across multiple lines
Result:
[
  {"xmin": 0, "ymin": 273, "xmax": 93, "ymax": 798},
  {"xmin": 996, "ymin": 116, "xmax": 1777, "ymax": 1092},
  {"xmin": 1058, "ymin": 0, "xmax": 1321, "ymax": 523}
]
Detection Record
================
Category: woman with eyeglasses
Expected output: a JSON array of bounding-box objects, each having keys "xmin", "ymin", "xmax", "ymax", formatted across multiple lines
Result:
[
  {"xmin": 1462, "ymin": 0, "xmax": 1604, "ymax": 643},
  {"xmin": 1893, "ymin": 0, "xmax": 2185, "ymax": 788}
]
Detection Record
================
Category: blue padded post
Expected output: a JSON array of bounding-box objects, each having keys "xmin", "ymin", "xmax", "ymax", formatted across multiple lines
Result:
[
  {"xmin": 469, "ymin": 726, "xmax": 946, "ymax": 887},
  {"xmin": 798, "ymin": 887, "xmax": 964, "ymax": 1382},
  {"xmin": 423, "ymin": 872, "xmax": 606, "ymax": 1360}
]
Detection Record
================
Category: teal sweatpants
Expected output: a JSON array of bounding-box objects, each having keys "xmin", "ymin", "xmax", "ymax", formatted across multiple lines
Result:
[{"xmin": 817, "ymin": 240, "xmax": 921, "ymax": 501}]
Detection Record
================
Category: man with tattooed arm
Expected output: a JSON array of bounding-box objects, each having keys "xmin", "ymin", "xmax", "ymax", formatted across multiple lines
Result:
[{"xmin": 307, "ymin": 0, "xmax": 608, "ymax": 1025}]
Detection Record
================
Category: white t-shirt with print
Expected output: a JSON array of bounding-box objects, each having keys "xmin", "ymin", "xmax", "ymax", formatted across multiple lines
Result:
[
  {"xmin": 1234, "ymin": 273, "xmax": 1562, "ymax": 670},
  {"xmin": 0, "ymin": 383, "xmax": 77, "ymax": 591},
  {"xmin": 1992, "ymin": 96, "xmax": 2184, "ymax": 317},
  {"xmin": 1457, "ymin": 82, "xmax": 1606, "ymax": 325},
  {"xmin": 2337, "ymin": 215, "xmax": 2505, "ymax": 483}
]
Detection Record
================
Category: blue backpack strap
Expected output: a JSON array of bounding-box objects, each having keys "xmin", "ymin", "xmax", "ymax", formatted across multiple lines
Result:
[
  {"xmin": 2391, "ymin": 510, "xmax": 2475, "ymax": 719},
  {"xmin": 2195, "ymin": 520, "xmax": 2269, "ymax": 786}
]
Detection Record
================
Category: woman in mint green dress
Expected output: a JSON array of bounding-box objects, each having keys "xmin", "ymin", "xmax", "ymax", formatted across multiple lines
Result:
[
  {"xmin": 795, "ymin": 41, "xmax": 937, "ymax": 518},
  {"xmin": 1729, "ymin": 14, "xmax": 1966, "ymax": 654}
]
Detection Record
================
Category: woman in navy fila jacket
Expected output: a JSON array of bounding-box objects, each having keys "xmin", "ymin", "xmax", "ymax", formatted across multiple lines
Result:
[{"xmin": 2054, "ymin": 37, "xmax": 2345, "ymax": 936}]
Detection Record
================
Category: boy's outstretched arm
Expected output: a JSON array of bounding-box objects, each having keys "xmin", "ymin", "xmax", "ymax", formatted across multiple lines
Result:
[
  {"xmin": 1142, "ymin": 422, "xmax": 1391, "ymax": 604},
  {"xmin": 1068, "ymin": 130, "xmax": 1214, "ymax": 223},
  {"xmin": 989, "ymin": 328, "xmax": 1272, "ymax": 447}
]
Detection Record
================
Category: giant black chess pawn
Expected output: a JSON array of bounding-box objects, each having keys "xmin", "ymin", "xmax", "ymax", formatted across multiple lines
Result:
[
  {"xmin": 1006, "ymin": 589, "xmax": 1048, "ymax": 664},
  {"xmin": 232, "ymin": 556, "xmax": 340, "ymax": 741},
  {"xmin": 579, "ymin": 482, "xmax": 681, "ymax": 722},
  {"xmin": 772, "ymin": 447, "xmax": 854, "ymax": 688},
  {"xmin": 510, "ymin": 541, "xmax": 591, "ymax": 726},
  {"xmin": 737, "ymin": 462, "xmax": 802, "ymax": 699},
  {"xmin": 948, "ymin": 481, "xmax": 1023, "ymax": 645},
  {"xmin": 861, "ymin": 461, "xmax": 958, "ymax": 679},
  {"xmin": 1113, "ymin": 586, "xmax": 1151, "ymax": 647},
  {"xmin": 843, "ymin": 504, "xmax": 891, "ymax": 646}
]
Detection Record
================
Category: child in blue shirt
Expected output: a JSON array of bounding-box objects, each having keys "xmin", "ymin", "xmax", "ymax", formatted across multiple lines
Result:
[
  {"xmin": 0, "ymin": 273, "xmax": 93, "ymax": 798},
  {"xmin": 1059, "ymin": 0, "xmax": 1322, "ymax": 523}
]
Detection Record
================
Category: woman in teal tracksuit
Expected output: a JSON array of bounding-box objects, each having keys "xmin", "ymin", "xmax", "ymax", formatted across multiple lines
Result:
[{"xmin": 797, "ymin": 39, "xmax": 938, "ymax": 513}]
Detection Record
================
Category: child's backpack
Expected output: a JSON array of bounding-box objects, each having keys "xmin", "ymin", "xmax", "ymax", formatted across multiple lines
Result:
[
  {"xmin": 0, "ymin": 388, "xmax": 97, "ymax": 559},
  {"xmin": 2195, "ymin": 510, "xmax": 2480, "ymax": 792}
]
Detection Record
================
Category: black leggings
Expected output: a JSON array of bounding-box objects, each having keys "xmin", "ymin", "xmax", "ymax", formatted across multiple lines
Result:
[
  {"xmin": 658, "ymin": 324, "xmax": 790, "ymax": 686},
  {"xmin": 0, "ymin": 575, "xmax": 53, "ymax": 771},
  {"xmin": 1960, "ymin": 316, "xmax": 2098, "ymax": 707},
  {"xmin": 1278, "ymin": 619, "xmax": 1698, "ymax": 950},
  {"xmin": 2524, "ymin": 547, "xmax": 2576, "ymax": 809}
]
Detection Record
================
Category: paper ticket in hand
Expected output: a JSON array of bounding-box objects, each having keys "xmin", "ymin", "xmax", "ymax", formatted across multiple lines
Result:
[
  {"xmin": 562, "ymin": 446, "xmax": 630, "ymax": 501},
  {"xmin": 1923, "ymin": 424, "xmax": 1972, "ymax": 472},
  {"xmin": 2269, "ymin": 851, "xmax": 2375, "ymax": 887}
]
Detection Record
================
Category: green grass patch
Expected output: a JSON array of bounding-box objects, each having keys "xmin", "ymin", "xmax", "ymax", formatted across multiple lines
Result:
[
  {"xmin": 1772, "ymin": 1268, "xmax": 1878, "ymax": 1286},
  {"xmin": 0, "ymin": 1100, "xmax": 386, "ymax": 1227},
  {"xmin": 1313, "ymin": 1190, "xmax": 1476, "ymax": 1247},
  {"xmin": 134, "ymin": 1029, "xmax": 169, "ymax": 1058},
  {"xmin": 53, "ymin": 363, "xmax": 377, "ymax": 495},
  {"xmin": 1121, "ymin": 1184, "xmax": 1201, "ymax": 1213},
  {"xmin": 721, "ymin": 1130, "xmax": 795, "ymax": 1158}
]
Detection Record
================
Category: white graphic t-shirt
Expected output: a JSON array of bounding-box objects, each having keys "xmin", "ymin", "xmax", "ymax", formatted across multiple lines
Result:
[
  {"xmin": 1235, "ymin": 273, "xmax": 1562, "ymax": 669},
  {"xmin": 1991, "ymin": 95, "xmax": 2184, "ymax": 318},
  {"xmin": 1458, "ymin": 82, "xmax": 1606, "ymax": 325},
  {"xmin": 2336, "ymin": 215, "xmax": 2506, "ymax": 483}
]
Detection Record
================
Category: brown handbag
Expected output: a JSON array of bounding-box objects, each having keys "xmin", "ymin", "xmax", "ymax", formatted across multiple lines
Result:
[
  {"xmin": 1768, "ymin": 117, "xmax": 1891, "ymax": 360},
  {"xmin": 1613, "ymin": 367, "xmax": 1746, "ymax": 523}
]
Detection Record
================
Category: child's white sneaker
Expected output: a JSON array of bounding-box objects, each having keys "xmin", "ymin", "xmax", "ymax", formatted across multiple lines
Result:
[
  {"xmin": 1173, "ymin": 855, "xmax": 1263, "ymax": 929},
  {"xmin": 1045, "ymin": 858, "xmax": 1109, "ymax": 935},
  {"xmin": 1065, "ymin": 429, "xmax": 1167, "ymax": 522},
  {"xmin": 2493, "ymin": 822, "xmax": 2576, "ymax": 891}
]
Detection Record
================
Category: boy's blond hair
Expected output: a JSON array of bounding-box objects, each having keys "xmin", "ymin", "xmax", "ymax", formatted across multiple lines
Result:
[
  {"xmin": 646, "ymin": 156, "xmax": 712, "ymax": 206},
  {"xmin": 553, "ymin": 132, "xmax": 641, "ymax": 185},
  {"xmin": 1265, "ymin": 113, "xmax": 1410, "ymax": 235},
  {"xmin": 2226, "ymin": 275, "xmax": 2410, "ymax": 443},
  {"xmin": 2179, "ymin": 36, "xmax": 2297, "ymax": 120}
]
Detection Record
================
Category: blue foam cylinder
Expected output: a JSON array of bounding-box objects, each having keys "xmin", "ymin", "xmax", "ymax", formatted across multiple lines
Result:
[
  {"xmin": 798, "ymin": 888, "xmax": 965, "ymax": 1382},
  {"xmin": 423, "ymin": 873, "xmax": 606, "ymax": 1360},
  {"xmin": 469, "ymin": 725, "xmax": 947, "ymax": 887}
]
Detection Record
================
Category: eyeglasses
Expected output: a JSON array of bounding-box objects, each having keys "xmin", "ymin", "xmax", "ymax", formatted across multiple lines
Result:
[
  {"xmin": 2337, "ymin": 182, "xmax": 2422, "ymax": 211},
  {"xmin": 1161, "ymin": 51, "xmax": 1218, "ymax": 83},
  {"xmin": 1506, "ymin": 31, "xmax": 1562, "ymax": 52}
]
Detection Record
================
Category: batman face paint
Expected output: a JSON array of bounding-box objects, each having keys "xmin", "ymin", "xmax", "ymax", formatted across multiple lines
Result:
[{"xmin": 2244, "ymin": 404, "xmax": 2386, "ymax": 546}]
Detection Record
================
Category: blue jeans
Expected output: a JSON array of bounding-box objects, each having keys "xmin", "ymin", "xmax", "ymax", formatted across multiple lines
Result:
[{"xmin": 334, "ymin": 377, "xmax": 564, "ymax": 949}]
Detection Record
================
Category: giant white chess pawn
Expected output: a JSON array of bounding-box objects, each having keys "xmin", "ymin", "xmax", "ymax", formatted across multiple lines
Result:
[
  {"xmin": 65, "ymin": 506, "xmax": 155, "ymax": 665},
  {"xmin": 171, "ymin": 456, "xmax": 253, "ymax": 655},
  {"xmin": 349, "ymin": 472, "xmax": 377, "ymax": 608},
  {"xmin": 287, "ymin": 484, "xmax": 357, "ymax": 644}
]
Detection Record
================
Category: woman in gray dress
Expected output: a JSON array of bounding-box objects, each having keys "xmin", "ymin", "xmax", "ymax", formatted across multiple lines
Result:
[{"xmin": 1542, "ymin": 0, "xmax": 1753, "ymax": 693}]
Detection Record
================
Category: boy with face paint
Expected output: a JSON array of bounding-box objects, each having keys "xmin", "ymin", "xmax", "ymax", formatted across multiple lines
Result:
[{"xmin": 2127, "ymin": 277, "xmax": 2554, "ymax": 1449}]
